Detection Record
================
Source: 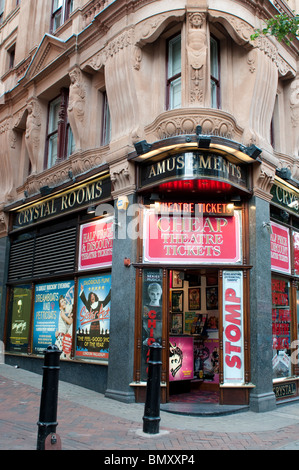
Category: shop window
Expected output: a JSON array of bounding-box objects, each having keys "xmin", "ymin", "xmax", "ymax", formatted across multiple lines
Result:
[
  {"xmin": 210, "ymin": 36, "xmax": 220, "ymax": 109},
  {"xmin": 166, "ymin": 34, "xmax": 181, "ymax": 110},
  {"xmin": 141, "ymin": 269, "xmax": 163, "ymax": 381},
  {"xmin": 45, "ymin": 90, "xmax": 75, "ymax": 169},
  {"xmin": 51, "ymin": 0, "xmax": 74, "ymax": 33},
  {"xmin": 272, "ymin": 276, "xmax": 292, "ymax": 378}
]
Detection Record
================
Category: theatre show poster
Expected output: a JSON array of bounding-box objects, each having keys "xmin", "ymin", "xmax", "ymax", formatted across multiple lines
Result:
[
  {"xmin": 75, "ymin": 273, "xmax": 111, "ymax": 361},
  {"xmin": 8, "ymin": 285, "xmax": 32, "ymax": 353},
  {"xmin": 169, "ymin": 336, "xmax": 194, "ymax": 381},
  {"xmin": 32, "ymin": 281, "xmax": 74, "ymax": 359}
]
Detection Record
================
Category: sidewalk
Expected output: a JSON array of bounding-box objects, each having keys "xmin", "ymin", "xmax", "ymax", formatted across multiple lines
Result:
[{"xmin": 1, "ymin": 363, "xmax": 299, "ymax": 451}]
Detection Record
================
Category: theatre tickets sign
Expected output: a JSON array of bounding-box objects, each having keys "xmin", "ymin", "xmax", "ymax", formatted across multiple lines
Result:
[{"xmin": 143, "ymin": 203, "xmax": 241, "ymax": 264}]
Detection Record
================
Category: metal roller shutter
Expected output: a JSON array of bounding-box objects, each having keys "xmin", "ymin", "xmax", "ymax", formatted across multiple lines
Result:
[{"xmin": 8, "ymin": 226, "xmax": 77, "ymax": 282}]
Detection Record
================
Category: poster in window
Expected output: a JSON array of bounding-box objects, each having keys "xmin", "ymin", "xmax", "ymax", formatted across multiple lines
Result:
[
  {"xmin": 172, "ymin": 290, "xmax": 184, "ymax": 312},
  {"xmin": 78, "ymin": 217, "xmax": 113, "ymax": 271},
  {"xmin": 7, "ymin": 285, "xmax": 32, "ymax": 353},
  {"xmin": 76, "ymin": 273, "xmax": 111, "ymax": 361},
  {"xmin": 270, "ymin": 222, "xmax": 291, "ymax": 274},
  {"xmin": 171, "ymin": 314, "xmax": 183, "ymax": 334},
  {"xmin": 222, "ymin": 270, "xmax": 244, "ymax": 384},
  {"xmin": 169, "ymin": 336, "xmax": 194, "ymax": 381},
  {"xmin": 141, "ymin": 269, "xmax": 163, "ymax": 381},
  {"xmin": 206, "ymin": 287, "xmax": 218, "ymax": 310},
  {"xmin": 272, "ymin": 277, "xmax": 292, "ymax": 378},
  {"xmin": 172, "ymin": 270, "xmax": 183, "ymax": 288},
  {"xmin": 188, "ymin": 288, "xmax": 200, "ymax": 310},
  {"xmin": 32, "ymin": 281, "xmax": 74, "ymax": 359}
]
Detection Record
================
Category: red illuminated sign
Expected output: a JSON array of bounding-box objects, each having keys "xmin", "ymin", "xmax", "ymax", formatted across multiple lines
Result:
[{"xmin": 143, "ymin": 208, "xmax": 241, "ymax": 264}]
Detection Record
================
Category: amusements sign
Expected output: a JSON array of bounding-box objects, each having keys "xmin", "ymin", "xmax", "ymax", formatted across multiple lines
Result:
[
  {"xmin": 222, "ymin": 271, "xmax": 244, "ymax": 384},
  {"xmin": 143, "ymin": 207, "xmax": 241, "ymax": 264},
  {"xmin": 270, "ymin": 222, "xmax": 291, "ymax": 274},
  {"xmin": 78, "ymin": 217, "xmax": 113, "ymax": 271},
  {"xmin": 32, "ymin": 281, "xmax": 74, "ymax": 359},
  {"xmin": 76, "ymin": 274, "xmax": 111, "ymax": 361}
]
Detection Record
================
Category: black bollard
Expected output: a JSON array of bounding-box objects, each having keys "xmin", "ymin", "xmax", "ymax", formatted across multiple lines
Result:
[
  {"xmin": 143, "ymin": 342, "xmax": 162, "ymax": 434},
  {"xmin": 36, "ymin": 345, "xmax": 61, "ymax": 450}
]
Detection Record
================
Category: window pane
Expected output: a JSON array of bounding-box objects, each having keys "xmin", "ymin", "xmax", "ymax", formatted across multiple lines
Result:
[
  {"xmin": 102, "ymin": 94, "xmax": 111, "ymax": 145},
  {"xmin": 168, "ymin": 35, "xmax": 181, "ymax": 78},
  {"xmin": 67, "ymin": 126, "xmax": 75, "ymax": 156},
  {"xmin": 53, "ymin": 10, "xmax": 62, "ymax": 30},
  {"xmin": 169, "ymin": 77, "xmax": 181, "ymax": 109},
  {"xmin": 48, "ymin": 98, "xmax": 60, "ymax": 133},
  {"xmin": 210, "ymin": 37, "xmax": 219, "ymax": 79},
  {"xmin": 272, "ymin": 277, "xmax": 292, "ymax": 379},
  {"xmin": 211, "ymin": 79, "xmax": 218, "ymax": 109},
  {"xmin": 48, "ymin": 134, "xmax": 58, "ymax": 168},
  {"xmin": 53, "ymin": 0, "xmax": 63, "ymax": 12}
]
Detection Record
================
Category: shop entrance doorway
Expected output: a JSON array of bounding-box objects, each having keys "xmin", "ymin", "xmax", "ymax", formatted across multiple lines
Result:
[{"xmin": 168, "ymin": 269, "xmax": 220, "ymax": 404}]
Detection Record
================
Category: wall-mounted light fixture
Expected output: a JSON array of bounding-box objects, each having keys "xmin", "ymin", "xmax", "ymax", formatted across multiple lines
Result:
[
  {"xmin": 134, "ymin": 140, "xmax": 152, "ymax": 156},
  {"xmin": 239, "ymin": 144, "xmax": 262, "ymax": 160},
  {"xmin": 280, "ymin": 210, "xmax": 289, "ymax": 222},
  {"xmin": 230, "ymin": 195, "xmax": 241, "ymax": 202},
  {"xmin": 195, "ymin": 125, "xmax": 211, "ymax": 148},
  {"xmin": 87, "ymin": 206, "xmax": 96, "ymax": 214},
  {"xmin": 40, "ymin": 185, "xmax": 52, "ymax": 196},
  {"xmin": 197, "ymin": 135, "xmax": 211, "ymax": 149},
  {"xmin": 263, "ymin": 221, "xmax": 273, "ymax": 235}
]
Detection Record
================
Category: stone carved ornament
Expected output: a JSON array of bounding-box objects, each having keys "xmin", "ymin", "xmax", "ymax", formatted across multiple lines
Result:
[
  {"xmin": 290, "ymin": 77, "xmax": 299, "ymax": 159},
  {"xmin": 25, "ymin": 99, "xmax": 41, "ymax": 174},
  {"xmin": 68, "ymin": 68, "xmax": 86, "ymax": 151},
  {"xmin": 187, "ymin": 12, "xmax": 207, "ymax": 105},
  {"xmin": 110, "ymin": 160, "xmax": 135, "ymax": 196}
]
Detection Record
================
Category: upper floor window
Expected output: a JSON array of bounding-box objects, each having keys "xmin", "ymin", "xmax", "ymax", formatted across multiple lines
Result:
[
  {"xmin": 8, "ymin": 44, "xmax": 15, "ymax": 70},
  {"xmin": 51, "ymin": 0, "xmax": 74, "ymax": 33},
  {"xmin": 101, "ymin": 91, "xmax": 111, "ymax": 146},
  {"xmin": 210, "ymin": 36, "xmax": 220, "ymax": 109},
  {"xmin": 167, "ymin": 34, "xmax": 181, "ymax": 110},
  {"xmin": 45, "ymin": 89, "xmax": 75, "ymax": 169}
]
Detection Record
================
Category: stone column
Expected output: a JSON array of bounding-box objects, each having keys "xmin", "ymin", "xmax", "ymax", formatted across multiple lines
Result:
[
  {"xmin": 105, "ymin": 160, "xmax": 137, "ymax": 402},
  {"xmin": 104, "ymin": 192, "xmax": 137, "ymax": 403},
  {"xmin": 249, "ymin": 195, "xmax": 276, "ymax": 412}
]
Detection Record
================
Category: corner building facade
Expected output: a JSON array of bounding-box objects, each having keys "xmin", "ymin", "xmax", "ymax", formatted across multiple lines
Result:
[{"xmin": 0, "ymin": 0, "xmax": 299, "ymax": 413}]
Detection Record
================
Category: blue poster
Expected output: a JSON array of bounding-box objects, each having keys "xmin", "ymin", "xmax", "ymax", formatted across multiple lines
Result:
[
  {"xmin": 32, "ymin": 281, "xmax": 74, "ymax": 357},
  {"xmin": 76, "ymin": 273, "xmax": 111, "ymax": 360}
]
